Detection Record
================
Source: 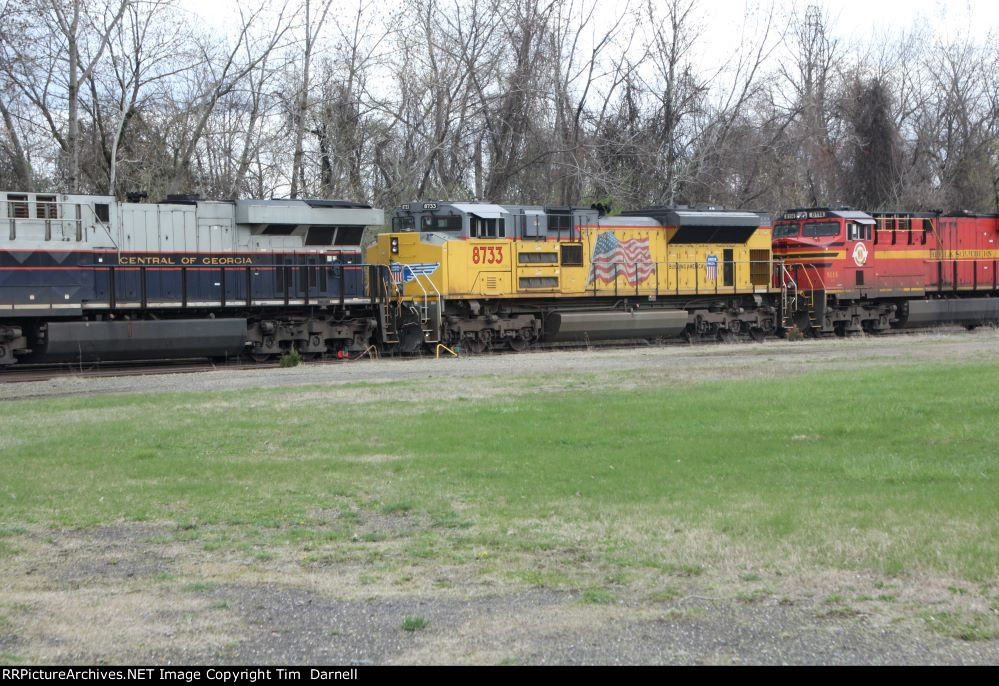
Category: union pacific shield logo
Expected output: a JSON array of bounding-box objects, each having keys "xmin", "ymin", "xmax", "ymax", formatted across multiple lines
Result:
[{"xmin": 390, "ymin": 261, "xmax": 440, "ymax": 284}]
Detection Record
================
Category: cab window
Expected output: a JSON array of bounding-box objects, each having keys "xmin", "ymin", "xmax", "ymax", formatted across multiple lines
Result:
[
  {"xmin": 392, "ymin": 214, "xmax": 415, "ymax": 231},
  {"xmin": 773, "ymin": 223, "xmax": 799, "ymax": 238},
  {"xmin": 421, "ymin": 214, "xmax": 462, "ymax": 232},
  {"xmin": 847, "ymin": 222, "xmax": 873, "ymax": 241},
  {"xmin": 7, "ymin": 194, "xmax": 28, "ymax": 219},
  {"xmin": 470, "ymin": 217, "xmax": 505, "ymax": 238},
  {"xmin": 802, "ymin": 221, "xmax": 840, "ymax": 238}
]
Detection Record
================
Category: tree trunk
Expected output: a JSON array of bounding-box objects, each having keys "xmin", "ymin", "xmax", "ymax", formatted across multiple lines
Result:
[
  {"xmin": 0, "ymin": 98, "xmax": 33, "ymax": 190},
  {"xmin": 67, "ymin": 6, "xmax": 80, "ymax": 192}
]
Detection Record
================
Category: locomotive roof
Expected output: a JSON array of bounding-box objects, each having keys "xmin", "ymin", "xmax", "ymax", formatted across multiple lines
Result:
[
  {"xmin": 394, "ymin": 201, "xmax": 597, "ymax": 215},
  {"xmin": 942, "ymin": 210, "xmax": 999, "ymax": 218},
  {"xmin": 621, "ymin": 206, "xmax": 763, "ymax": 228},
  {"xmin": 448, "ymin": 202, "xmax": 508, "ymax": 217},
  {"xmin": 303, "ymin": 198, "xmax": 373, "ymax": 209},
  {"xmin": 235, "ymin": 197, "xmax": 383, "ymax": 227},
  {"xmin": 781, "ymin": 208, "xmax": 875, "ymax": 223},
  {"xmin": 831, "ymin": 210, "xmax": 875, "ymax": 224}
]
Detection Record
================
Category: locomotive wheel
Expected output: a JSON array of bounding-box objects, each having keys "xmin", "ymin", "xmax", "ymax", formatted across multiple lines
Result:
[
  {"xmin": 507, "ymin": 327, "xmax": 534, "ymax": 352},
  {"xmin": 749, "ymin": 327, "xmax": 766, "ymax": 342},
  {"xmin": 464, "ymin": 335, "xmax": 487, "ymax": 354},
  {"xmin": 250, "ymin": 353, "xmax": 272, "ymax": 363},
  {"xmin": 508, "ymin": 336, "xmax": 529, "ymax": 352}
]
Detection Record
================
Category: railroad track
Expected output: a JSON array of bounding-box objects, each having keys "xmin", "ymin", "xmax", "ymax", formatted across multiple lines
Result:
[
  {"xmin": 1, "ymin": 358, "xmax": 277, "ymax": 384},
  {"xmin": 0, "ymin": 325, "xmax": 977, "ymax": 384}
]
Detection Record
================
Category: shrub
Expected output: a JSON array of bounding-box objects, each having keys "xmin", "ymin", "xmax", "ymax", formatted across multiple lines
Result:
[{"xmin": 279, "ymin": 349, "xmax": 302, "ymax": 367}]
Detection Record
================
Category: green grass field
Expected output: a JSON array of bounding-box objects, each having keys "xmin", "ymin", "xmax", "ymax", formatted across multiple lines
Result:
[{"xmin": 2, "ymin": 360, "xmax": 997, "ymax": 591}]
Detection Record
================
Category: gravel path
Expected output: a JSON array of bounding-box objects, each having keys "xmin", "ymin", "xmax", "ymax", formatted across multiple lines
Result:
[
  {"xmin": 4, "ymin": 328, "xmax": 999, "ymax": 401},
  {"xmin": 194, "ymin": 585, "xmax": 997, "ymax": 666}
]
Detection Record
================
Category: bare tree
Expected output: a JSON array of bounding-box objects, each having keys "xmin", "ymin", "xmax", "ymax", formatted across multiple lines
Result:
[
  {"xmin": 306, "ymin": 0, "xmax": 393, "ymax": 201},
  {"xmin": 638, "ymin": 0, "xmax": 706, "ymax": 204},
  {"xmin": 84, "ymin": 0, "xmax": 196, "ymax": 195},
  {"xmin": 164, "ymin": 1, "xmax": 292, "ymax": 194},
  {"xmin": 0, "ymin": 1, "xmax": 35, "ymax": 189},
  {"xmin": 780, "ymin": 3, "xmax": 840, "ymax": 206},
  {"xmin": 289, "ymin": 0, "xmax": 334, "ymax": 198},
  {"xmin": 921, "ymin": 39, "xmax": 999, "ymax": 210},
  {"xmin": 2, "ymin": 0, "xmax": 997, "ymax": 214},
  {"xmin": 29, "ymin": 0, "xmax": 130, "ymax": 191}
]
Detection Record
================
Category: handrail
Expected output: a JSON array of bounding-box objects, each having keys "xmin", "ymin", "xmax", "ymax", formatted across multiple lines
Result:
[
  {"xmin": 783, "ymin": 261, "xmax": 826, "ymax": 292},
  {"xmin": 775, "ymin": 260, "xmax": 799, "ymax": 326},
  {"xmin": 394, "ymin": 262, "xmax": 443, "ymax": 342},
  {"xmin": 75, "ymin": 260, "xmax": 390, "ymax": 310},
  {"xmin": 579, "ymin": 258, "xmax": 775, "ymax": 296}
]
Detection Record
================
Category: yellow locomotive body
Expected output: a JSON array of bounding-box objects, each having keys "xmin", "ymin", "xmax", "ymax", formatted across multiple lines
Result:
[{"xmin": 368, "ymin": 202, "xmax": 778, "ymax": 351}]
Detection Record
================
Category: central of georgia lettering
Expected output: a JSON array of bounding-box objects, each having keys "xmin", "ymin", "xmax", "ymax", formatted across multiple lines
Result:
[{"xmin": 116, "ymin": 255, "xmax": 257, "ymax": 266}]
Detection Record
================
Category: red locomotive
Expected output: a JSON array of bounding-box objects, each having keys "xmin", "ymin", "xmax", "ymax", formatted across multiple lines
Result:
[{"xmin": 773, "ymin": 208, "xmax": 999, "ymax": 334}]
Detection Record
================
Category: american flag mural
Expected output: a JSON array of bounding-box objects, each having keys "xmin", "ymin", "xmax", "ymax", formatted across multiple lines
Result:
[{"xmin": 586, "ymin": 232, "xmax": 655, "ymax": 287}]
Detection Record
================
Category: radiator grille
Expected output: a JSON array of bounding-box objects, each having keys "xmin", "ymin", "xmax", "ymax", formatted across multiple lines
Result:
[
  {"xmin": 519, "ymin": 252, "xmax": 558, "ymax": 264},
  {"xmin": 519, "ymin": 277, "xmax": 559, "ymax": 289}
]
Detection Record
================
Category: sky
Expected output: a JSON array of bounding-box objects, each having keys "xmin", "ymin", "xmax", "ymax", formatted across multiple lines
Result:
[
  {"xmin": 177, "ymin": 0, "xmax": 999, "ymax": 44},
  {"xmin": 174, "ymin": 0, "xmax": 998, "ymax": 97}
]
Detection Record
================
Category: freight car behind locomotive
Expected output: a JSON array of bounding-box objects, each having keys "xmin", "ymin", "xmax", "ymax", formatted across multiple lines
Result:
[
  {"xmin": 774, "ymin": 208, "xmax": 999, "ymax": 335},
  {"xmin": 368, "ymin": 201, "xmax": 780, "ymax": 351},
  {"xmin": 0, "ymin": 191, "xmax": 387, "ymax": 367}
]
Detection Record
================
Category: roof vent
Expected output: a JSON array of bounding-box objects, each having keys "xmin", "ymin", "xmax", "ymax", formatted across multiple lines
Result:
[{"xmin": 161, "ymin": 194, "xmax": 200, "ymax": 205}]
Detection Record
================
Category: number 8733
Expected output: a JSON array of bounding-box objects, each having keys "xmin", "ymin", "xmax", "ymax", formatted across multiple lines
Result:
[{"xmin": 472, "ymin": 245, "xmax": 504, "ymax": 264}]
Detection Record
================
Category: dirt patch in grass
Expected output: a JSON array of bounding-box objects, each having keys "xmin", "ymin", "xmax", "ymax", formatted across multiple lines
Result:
[
  {"xmin": 0, "ymin": 522, "xmax": 995, "ymax": 663},
  {"xmin": 4, "ymin": 586, "xmax": 240, "ymax": 663},
  {"xmin": 306, "ymin": 507, "xmax": 430, "ymax": 540},
  {"xmin": 339, "ymin": 454, "xmax": 412, "ymax": 464}
]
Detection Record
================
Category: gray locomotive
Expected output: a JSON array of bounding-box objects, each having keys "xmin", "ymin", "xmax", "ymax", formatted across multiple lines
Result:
[{"xmin": 0, "ymin": 191, "xmax": 387, "ymax": 367}]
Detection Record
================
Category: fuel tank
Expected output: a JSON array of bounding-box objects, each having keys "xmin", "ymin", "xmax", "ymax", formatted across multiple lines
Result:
[
  {"xmin": 543, "ymin": 310, "xmax": 688, "ymax": 342},
  {"xmin": 898, "ymin": 298, "xmax": 999, "ymax": 328},
  {"xmin": 40, "ymin": 318, "xmax": 248, "ymax": 362}
]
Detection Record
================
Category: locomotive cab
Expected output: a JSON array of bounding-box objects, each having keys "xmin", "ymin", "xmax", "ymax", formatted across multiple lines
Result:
[
  {"xmin": 774, "ymin": 208, "xmax": 904, "ymax": 335},
  {"xmin": 773, "ymin": 208, "xmax": 876, "ymax": 295}
]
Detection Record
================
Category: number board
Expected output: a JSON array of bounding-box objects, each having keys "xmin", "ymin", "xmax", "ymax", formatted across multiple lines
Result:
[
  {"xmin": 472, "ymin": 246, "xmax": 504, "ymax": 265},
  {"xmin": 782, "ymin": 210, "xmax": 829, "ymax": 220}
]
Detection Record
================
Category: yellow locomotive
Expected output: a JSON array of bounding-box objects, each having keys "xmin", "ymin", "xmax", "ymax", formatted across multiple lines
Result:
[{"xmin": 368, "ymin": 202, "xmax": 779, "ymax": 352}]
